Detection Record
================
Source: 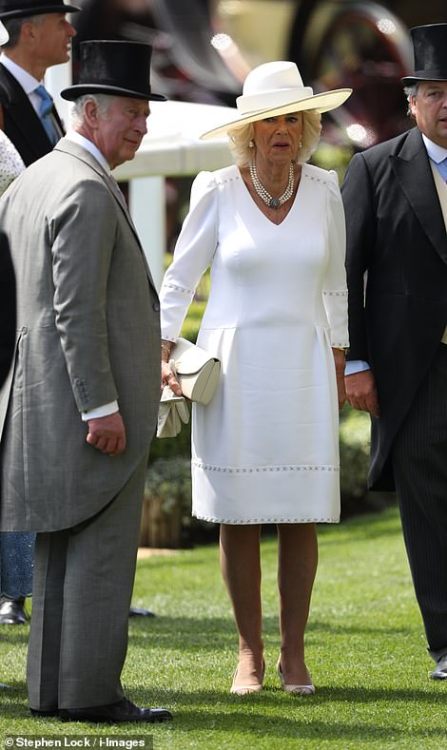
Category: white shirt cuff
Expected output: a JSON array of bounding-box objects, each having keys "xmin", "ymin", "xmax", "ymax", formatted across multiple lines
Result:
[
  {"xmin": 81, "ymin": 401, "xmax": 119, "ymax": 422},
  {"xmin": 345, "ymin": 360, "xmax": 371, "ymax": 376}
]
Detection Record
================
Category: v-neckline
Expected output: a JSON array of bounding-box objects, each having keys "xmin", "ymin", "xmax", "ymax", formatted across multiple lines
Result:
[{"xmin": 237, "ymin": 163, "xmax": 306, "ymax": 227}]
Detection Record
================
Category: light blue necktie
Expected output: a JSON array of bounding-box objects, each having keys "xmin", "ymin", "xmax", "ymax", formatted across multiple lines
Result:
[
  {"xmin": 34, "ymin": 84, "xmax": 59, "ymax": 145},
  {"xmin": 436, "ymin": 156, "xmax": 447, "ymax": 182}
]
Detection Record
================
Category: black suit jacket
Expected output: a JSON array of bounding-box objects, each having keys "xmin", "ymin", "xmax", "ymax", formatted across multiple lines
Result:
[
  {"xmin": 342, "ymin": 127, "xmax": 447, "ymax": 490},
  {"xmin": 0, "ymin": 63, "xmax": 64, "ymax": 166},
  {"xmin": 0, "ymin": 231, "xmax": 16, "ymax": 388}
]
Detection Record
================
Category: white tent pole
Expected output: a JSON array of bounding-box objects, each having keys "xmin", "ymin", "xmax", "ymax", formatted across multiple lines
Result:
[{"xmin": 129, "ymin": 177, "xmax": 165, "ymax": 292}]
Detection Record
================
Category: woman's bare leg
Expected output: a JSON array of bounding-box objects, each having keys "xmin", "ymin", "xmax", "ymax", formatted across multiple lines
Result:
[
  {"xmin": 219, "ymin": 524, "xmax": 264, "ymax": 689},
  {"xmin": 277, "ymin": 523, "xmax": 318, "ymax": 685}
]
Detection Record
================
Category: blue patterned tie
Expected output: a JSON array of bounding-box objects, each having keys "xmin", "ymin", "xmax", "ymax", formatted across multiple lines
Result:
[{"xmin": 35, "ymin": 84, "xmax": 59, "ymax": 145}]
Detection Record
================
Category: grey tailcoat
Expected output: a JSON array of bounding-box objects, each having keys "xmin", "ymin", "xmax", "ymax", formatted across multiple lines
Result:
[{"xmin": 0, "ymin": 138, "xmax": 161, "ymax": 531}]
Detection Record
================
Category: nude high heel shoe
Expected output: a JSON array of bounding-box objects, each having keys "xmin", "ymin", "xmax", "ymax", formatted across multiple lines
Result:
[
  {"xmin": 277, "ymin": 663, "xmax": 315, "ymax": 695},
  {"xmin": 230, "ymin": 660, "xmax": 265, "ymax": 695}
]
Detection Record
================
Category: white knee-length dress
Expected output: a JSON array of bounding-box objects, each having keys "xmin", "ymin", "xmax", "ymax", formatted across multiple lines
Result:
[{"xmin": 160, "ymin": 163, "xmax": 348, "ymax": 524}]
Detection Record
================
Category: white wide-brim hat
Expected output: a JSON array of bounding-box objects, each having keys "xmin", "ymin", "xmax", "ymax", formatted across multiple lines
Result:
[
  {"xmin": 201, "ymin": 61, "xmax": 352, "ymax": 140},
  {"xmin": 0, "ymin": 20, "xmax": 8, "ymax": 45}
]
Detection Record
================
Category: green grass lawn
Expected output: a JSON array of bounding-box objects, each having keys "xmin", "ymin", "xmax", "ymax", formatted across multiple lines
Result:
[{"xmin": 1, "ymin": 506, "xmax": 447, "ymax": 750}]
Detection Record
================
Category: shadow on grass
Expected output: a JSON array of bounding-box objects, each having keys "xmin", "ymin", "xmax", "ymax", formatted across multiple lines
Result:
[
  {"xmin": 133, "ymin": 687, "xmax": 447, "ymax": 743},
  {"xmin": 128, "ymin": 615, "xmax": 411, "ymax": 651},
  {"xmin": 0, "ymin": 628, "xmax": 29, "ymax": 645},
  {"xmin": 2, "ymin": 685, "xmax": 447, "ymax": 742}
]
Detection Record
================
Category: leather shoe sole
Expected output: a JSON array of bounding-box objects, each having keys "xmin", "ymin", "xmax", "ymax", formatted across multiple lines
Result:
[{"xmin": 59, "ymin": 698, "xmax": 172, "ymax": 724}]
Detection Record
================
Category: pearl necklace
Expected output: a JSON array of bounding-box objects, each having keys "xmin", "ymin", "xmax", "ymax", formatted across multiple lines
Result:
[{"xmin": 249, "ymin": 160, "xmax": 295, "ymax": 209}]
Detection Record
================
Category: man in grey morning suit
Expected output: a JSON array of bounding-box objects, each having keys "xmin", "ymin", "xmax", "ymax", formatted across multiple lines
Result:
[
  {"xmin": 342, "ymin": 23, "xmax": 447, "ymax": 680},
  {"xmin": 0, "ymin": 0, "xmax": 79, "ymax": 628},
  {"xmin": 0, "ymin": 40, "xmax": 172, "ymax": 723}
]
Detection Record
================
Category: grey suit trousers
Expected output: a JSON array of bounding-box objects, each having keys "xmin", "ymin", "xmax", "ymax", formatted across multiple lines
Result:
[
  {"xmin": 27, "ymin": 454, "xmax": 148, "ymax": 710},
  {"xmin": 391, "ymin": 344, "xmax": 447, "ymax": 653}
]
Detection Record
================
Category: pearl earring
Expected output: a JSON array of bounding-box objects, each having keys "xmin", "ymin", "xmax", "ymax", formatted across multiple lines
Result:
[{"xmin": 249, "ymin": 140, "xmax": 254, "ymax": 148}]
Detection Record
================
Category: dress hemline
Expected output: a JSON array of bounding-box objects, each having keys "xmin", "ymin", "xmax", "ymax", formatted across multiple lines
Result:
[{"xmin": 192, "ymin": 513, "xmax": 340, "ymax": 525}]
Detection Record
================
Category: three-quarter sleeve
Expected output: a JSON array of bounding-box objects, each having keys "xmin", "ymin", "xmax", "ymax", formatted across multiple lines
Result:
[
  {"xmin": 160, "ymin": 171, "xmax": 219, "ymax": 341},
  {"xmin": 322, "ymin": 171, "xmax": 349, "ymax": 349}
]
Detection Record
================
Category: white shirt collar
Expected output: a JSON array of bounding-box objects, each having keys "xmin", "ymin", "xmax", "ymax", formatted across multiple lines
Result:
[
  {"xmin": 422, "ymin": 133, "xmax": 447, "ymax": 164},
  {"xmin": 0, "ymin": 55, "xmax": 41, "ymax": 96},
  {"xmin": 65, "ymin": 130, "xmax": 111, "ymax": 173}
]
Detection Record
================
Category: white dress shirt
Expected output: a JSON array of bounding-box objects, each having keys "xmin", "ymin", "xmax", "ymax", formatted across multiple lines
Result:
[
  {"xmin": 1, "ymin": 54, "xmax": 46, "ymax": 114},
  {"xmin": 422, "ymin": 133, "xmax": 447, "ymax": 169}
]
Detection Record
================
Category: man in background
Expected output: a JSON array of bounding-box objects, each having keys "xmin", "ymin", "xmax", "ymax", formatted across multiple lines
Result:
[
  {"xmin": 0, "ymin": 0, "xmax": 78, "ymax": 163},
  {"xmin": 343, "ymin": 23, "xmax": 447, "ymax": 680}
]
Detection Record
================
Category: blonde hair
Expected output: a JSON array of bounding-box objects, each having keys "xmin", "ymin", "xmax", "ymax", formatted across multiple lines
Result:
[{"xmin": 228, "ymin": 110, "xmax": 322, "ymax": 167}]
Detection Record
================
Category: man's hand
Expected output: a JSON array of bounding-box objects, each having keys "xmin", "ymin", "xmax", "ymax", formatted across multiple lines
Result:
[
  {"xmin": 86, "ymin": 412, "xmax": 126, "ymax": 456},
  {"xmin": 161, "ymin": 360, "xmax": 182, "ymax": 396},
  {"xmin": 345, "ymin": 370, "xmax": 380, "ymax": 417}
]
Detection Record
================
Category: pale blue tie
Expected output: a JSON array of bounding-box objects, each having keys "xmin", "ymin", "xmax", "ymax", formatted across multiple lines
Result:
[
  {"xmin": 436, "ymin": 156, "xmax": 447, "ymax": 182},
  {"xmin": 34, "ymin": 84, "xmax": 59, "ymax": 145}
]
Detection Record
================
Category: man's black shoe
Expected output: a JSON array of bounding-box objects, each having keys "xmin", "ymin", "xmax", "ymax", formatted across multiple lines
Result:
[
  {"xmin": 0, "ymin": 596, "xmax": 27, "ymax": 625},
  {"xmin": 59, "ymin": 698, "xmax": 172, "ymax": 723},
  {"xmin": 129, "ymin": 606, "xmax": 155, "ymax": 617}
]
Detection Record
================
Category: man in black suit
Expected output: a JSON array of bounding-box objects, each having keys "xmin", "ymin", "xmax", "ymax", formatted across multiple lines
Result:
[
  {"xmin": 0, "ymin": 0, "xmax": 79, "ymax": 165},
  {"xmin": 342, "ymin": 23, "xmax": 447, "ymax": 679}
]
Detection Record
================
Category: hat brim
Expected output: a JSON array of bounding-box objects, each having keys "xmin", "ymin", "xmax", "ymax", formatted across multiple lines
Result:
[
  {"xmin": 61, "ymin": 83, "xmax": 167, "ymax": 102},
  {"xmin": 401, "ymin": 74, "xmax": 447, "ymax": 84},
  {"xmin": 0, "ymin": 21, "xmax": 8, "ymax": 44},
  {"xmin": 0, "ymin": 4, "xmax": 80, "ymax": 18},
  {"xmin": 200, "ymin": 88, "xmax": 352, "ymax": 140}
]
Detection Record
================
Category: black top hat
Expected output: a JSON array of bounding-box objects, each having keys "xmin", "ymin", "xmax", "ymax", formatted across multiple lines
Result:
[
  {"xmin": 61, "ymin": 40, "xmax": 167, "ymax": 102},
  {"xmin": 0, "ymin": 0, "xmax": 80, "ymax": 19},
  {"xmin": 402, "ymin": 23, "xmax": 447, "ymax": 84}
]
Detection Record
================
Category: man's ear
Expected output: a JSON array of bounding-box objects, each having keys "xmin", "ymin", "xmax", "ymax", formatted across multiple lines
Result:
[
  {"xmin": 20, "ymin": 18, "xmax": 38, "ymax": 44},
  {"xmin": 84, "ymin": 99, "xmax": 99, "ymax": 128}
]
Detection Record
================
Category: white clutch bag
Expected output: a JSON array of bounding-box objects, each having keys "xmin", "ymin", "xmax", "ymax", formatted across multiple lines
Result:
[{"xmin": 171, "ymin": 337, "xmax": 221, "ymax": 405}]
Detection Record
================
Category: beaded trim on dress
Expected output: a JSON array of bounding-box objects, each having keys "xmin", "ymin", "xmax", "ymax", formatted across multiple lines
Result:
[
  {"xmin": 192, "ymin": 460, "xmax": 339, "ymax": 474},
  {"xmin": 194, "ymin": 512, "xmax": 339, "ymax": 524}
]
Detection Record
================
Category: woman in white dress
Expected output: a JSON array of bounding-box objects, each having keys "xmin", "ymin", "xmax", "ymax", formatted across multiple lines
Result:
[{"xmin": 160, "ymin": 62, "xmax": 351, "ymax": 695}]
